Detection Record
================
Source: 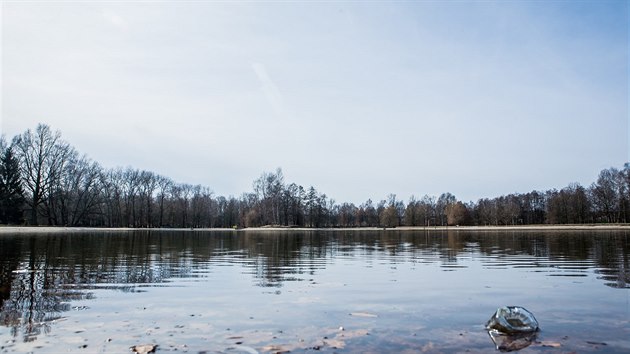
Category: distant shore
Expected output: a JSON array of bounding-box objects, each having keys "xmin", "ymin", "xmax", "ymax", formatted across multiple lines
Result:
[{"xmin": 0, "ymin": 224, "xmax": 629, "ymax": 234}]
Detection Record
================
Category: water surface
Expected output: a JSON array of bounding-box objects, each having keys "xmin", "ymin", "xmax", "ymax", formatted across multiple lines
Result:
[{"xmin": 0, "ymin": 229, "xmax": 629, "ymax": 353}]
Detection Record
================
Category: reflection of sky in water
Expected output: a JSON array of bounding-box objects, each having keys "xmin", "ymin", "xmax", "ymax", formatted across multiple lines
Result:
[{"xmin": 0, "ymin": 230, "xmax": 629, "ymax": 353}]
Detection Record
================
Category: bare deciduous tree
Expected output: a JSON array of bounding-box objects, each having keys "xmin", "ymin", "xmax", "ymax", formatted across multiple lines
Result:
[{"xmin": 13, "ymin": 124, "xmax": 72, "ymax": 225}]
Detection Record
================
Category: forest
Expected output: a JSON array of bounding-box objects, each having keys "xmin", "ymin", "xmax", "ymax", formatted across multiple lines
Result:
[{"xmin": 0, "ymin": 124, "xmax": 628, "ymax": 228}]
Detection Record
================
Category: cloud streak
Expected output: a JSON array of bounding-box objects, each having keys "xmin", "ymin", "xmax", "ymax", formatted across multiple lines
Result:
[
  {"xmin": 252, "ymin": 62, "xmax": 288, "ymax": 120},
  {"xmin": 102, "ymin": 10, "xmax": 127, "ymax": 31}
]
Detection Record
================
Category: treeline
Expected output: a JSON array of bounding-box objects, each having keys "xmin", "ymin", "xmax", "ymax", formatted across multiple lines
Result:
[{"xmin": 0, "ymin": 124, "xmax": 629, "ymax": 228}]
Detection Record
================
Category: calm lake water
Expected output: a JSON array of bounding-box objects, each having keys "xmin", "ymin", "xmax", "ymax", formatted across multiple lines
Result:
[{"xmin": 0, "ymin": 229, "xmax": 629, "ymax": 353}]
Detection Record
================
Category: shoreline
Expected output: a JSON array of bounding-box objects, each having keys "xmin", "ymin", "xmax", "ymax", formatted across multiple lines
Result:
[{"xmin": 0, "ymin": 224, "xmax": 629, "ymax": 234}]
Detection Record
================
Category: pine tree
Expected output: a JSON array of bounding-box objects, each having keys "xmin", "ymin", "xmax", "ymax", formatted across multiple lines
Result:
[{"xmin": 0, "ymin": 147, "xmax": 25, "ymax": 224}]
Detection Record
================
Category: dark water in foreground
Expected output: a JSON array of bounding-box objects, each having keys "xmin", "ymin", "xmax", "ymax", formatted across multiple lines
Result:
[{"xmin": 0, "ymin": 230, "xmax": 629, "ymax": 353}]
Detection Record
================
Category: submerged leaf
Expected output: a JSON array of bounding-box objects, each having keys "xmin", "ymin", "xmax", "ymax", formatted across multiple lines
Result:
[
  {"xmin": 538, "ymin": 341, "xmax": 561, "ymax": 348},
  {"xmin": 261, "ymin": 344, "xmax": 293, "ymax": 353},
  {"xmin": 586, "ymin": 341, "xmax": 608, "ymax": 346},
  {"xmin": 339, "ymin": 329, "xmax": 369, "ymax": 338},
  {"xmin": 234, "ymin": 345, "xmax": 259, "ymax": 354},
  {"xmin": 323, "ymin": 338, "xmax": 345, "ymax": 349},
  {"xmin": 130, "ymin": 344, "xmax": 157, "ymax": 354},
  {"xmin": 349, "ymin": 312, "xmax": 378, "ymax": 318}
]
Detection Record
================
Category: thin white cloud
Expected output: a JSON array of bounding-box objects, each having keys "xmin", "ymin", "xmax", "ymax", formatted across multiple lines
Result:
[
  {"xmin": 102, "ymin": 10, "xmax": 127, "ymax": 31},
  {"xmin": 252, "ymin": 62, "xmax": 288, "ymax": 120}
]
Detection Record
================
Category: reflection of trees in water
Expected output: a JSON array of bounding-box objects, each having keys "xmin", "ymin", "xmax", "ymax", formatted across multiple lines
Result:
[
  {"xmin": 249, "ymin": 230, "xmax": 629, "ymax": 289},
  {"xmin": 0, "ymin": 231, "xmax": 206, "ymax": 341},
  {"xmin": 591, "ymin": 234, "xmax": 630, "ymax": 288},
  {"xmin": 0, "ymin": 237, "xmax": 91, "ymax": 341},
  {"xmin": 0, "ymin": 230, "xmax": 628, "ymax": 341},
  {"xmin": 243, "ymin": 233, "xmax": 307, "ymax": 287},
  {"xmin": 448, "ymin": 230, "xmax": 629, "ymax": 288},
  {"xmin": 1, "ymin": 269, "xmax": 86, "ymax": 341}
]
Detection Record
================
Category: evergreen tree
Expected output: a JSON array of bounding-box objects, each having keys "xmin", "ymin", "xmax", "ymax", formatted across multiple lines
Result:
[{"xmin": 0, "ymin": 147, "xmax": 25, "ymax": 224}]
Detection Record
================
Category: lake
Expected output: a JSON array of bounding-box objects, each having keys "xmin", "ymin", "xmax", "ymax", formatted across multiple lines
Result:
[{"xmin": 0, "ymin": 229, "xmax": 628, "ymax": 353}]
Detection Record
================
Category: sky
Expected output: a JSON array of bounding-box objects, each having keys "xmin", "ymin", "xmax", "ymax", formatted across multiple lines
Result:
[{"xmin": 1, "ymin": 1, "xmax": 628, "ymax": 205}]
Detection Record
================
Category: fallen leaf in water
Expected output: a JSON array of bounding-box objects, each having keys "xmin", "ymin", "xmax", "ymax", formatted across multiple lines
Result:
[
  {"xmin": 233, "ymin": 345, "xmax": 259, "ymax": 354},
  {"xmin": 586, "ymin": 341, "xmax": 607, "ymax": 346},
  {"xmin": 538, "ymin": 341, "xmax": 561, "ymax": 348},
  {"xmin": 260, "ymin": 344, "xmax": 293, "ymax": 353},
  {"xmin": 349, "ymin": 312, "xmax": 378, "ymax": 318},
  {"xmin": 339, "ymin": 329, "xmax": 369, "ymax": 339},
  {"xmin": 323, "ymin": 338, "xmax": 345, "ymax": 349},
  {"xmin": 130, "ymin": 344, "xmax": 157, "ymax": 354},
  {"xmin": 321, "ymin": 328, "xmax": 370, "ymax": 350},
  {"xmin": 421, "ymin": 342, "xmax": 435, "ymax": 352}
]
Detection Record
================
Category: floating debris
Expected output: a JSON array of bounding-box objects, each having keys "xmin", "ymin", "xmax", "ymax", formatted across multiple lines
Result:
[
  {"xmin": 486, "ymin": 306, "xmax": 539, "ymax": 334},
  {"xmin": 486, "ymin": 306, "xmax": 539, "ymax": 351},
  {"xmin": 130, "ymin": 344, "xmax": 157, "ymax": 354}
]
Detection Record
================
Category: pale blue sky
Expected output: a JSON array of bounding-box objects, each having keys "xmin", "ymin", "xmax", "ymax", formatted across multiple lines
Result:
[{"xmin": 1, "ymin": 1, "xmax": 628, "ymax": 204}]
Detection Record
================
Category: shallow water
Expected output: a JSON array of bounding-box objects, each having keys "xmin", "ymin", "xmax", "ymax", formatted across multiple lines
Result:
[{"xmin": 0, "ymin": 229, "xmax": 629, "ymax": 353}]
